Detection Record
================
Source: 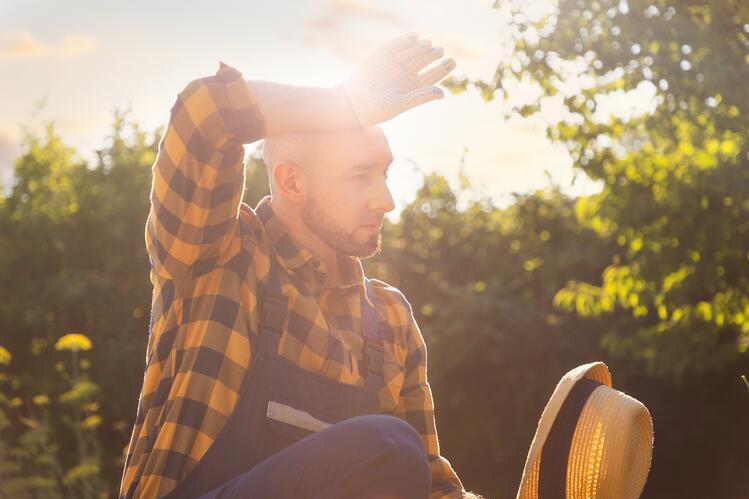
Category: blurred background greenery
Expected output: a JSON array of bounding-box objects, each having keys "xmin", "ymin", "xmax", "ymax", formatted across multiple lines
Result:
[{"xmin": 1, "ymin": 0, "xmax": 748, "ymax": 497}]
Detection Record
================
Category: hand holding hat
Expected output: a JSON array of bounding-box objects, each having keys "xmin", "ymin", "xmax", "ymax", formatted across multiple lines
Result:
[{"xmin": 343, "ymin": 33, "xmax": 457, "ymax": 127}]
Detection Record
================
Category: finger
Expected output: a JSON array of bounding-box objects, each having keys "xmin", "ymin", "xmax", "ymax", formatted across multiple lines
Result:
[
  {"xmin": 406, "ymin": 46, "xmax": 444, "ymax": 73},
  {"xmin": 417, "ymin": 58, "xmax": 456, "ymax": 87},
  {"xmin": 401, "ymin": 86, "xmax": 444, "ymax": 112},
  {"xmin": 394, "ymin": 39, "xmax": 432, "ymax": 66},
  {"xmin": 379, "ymin": 32, "xmax": 419, "ymax": 55}
]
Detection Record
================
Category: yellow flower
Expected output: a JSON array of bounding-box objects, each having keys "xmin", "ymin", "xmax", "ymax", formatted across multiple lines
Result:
[
  {"xmin": 32, "ymin": 394, "xmax": 50, "ymax": 406},
  {"xmin": 79, "ymin": 359, "xmax": 91, "ymax": 370},
  {"xmin": 0, "ymin": 346, "xmax": 11, "ymax": 366},
  {"xmin": 8, "ymin": 397, "xmax": 22, "ymax": 408},
  {"xmin": 82, "ymin": 402, "xmax": 100, "ymax": 412},
  {"xmin": 63, "ymin": 458, "xmax": 100, "ymax": 485},
  {"xmin": 81, "ymin": 414, "xmax": 102, "ymax": 429},
  {"xmin": 30, "ymin": 337, "xmax": 48, "ymax": 356},
  {"xmin": 113, "ymin": 420, "xmax": 129, "ymax": 432},
  {"xmin": 59, "ymin": 381, "xmax": 99, "ymax": 403},
  {"xmin": 55, "ymin": 333, "xmax": 92, "ymax": 352}
]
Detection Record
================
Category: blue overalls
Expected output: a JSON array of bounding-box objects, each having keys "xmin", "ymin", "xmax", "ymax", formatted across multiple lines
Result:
[{"xmin": 163, "ymin": 254, "xmax": 431, "ymax": 499}]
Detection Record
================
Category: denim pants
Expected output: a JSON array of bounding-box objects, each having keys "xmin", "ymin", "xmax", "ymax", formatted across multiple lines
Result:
[{"xmin": 196, "ymin": 414, "xmax": 431, "ymax": 499}]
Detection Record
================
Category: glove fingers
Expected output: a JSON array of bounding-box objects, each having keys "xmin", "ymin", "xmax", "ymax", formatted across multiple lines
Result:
[
  {"xmin": 379, "ymin": 32, "xmax": 419, "ymax": 55},
  {"xmin": 406, "ymin": 46, "xmax": 444, "ymax": 73},
  {"xmin": 394, "ymin": 39, "xmax": 432, "ymax": 66},
  {"xmin": 418, "ymin": 58, "xmax": 456, "ymax": 87},
  {"xmin": 401, "ymin": 86, "xmax": 444, "ymax": 112}
]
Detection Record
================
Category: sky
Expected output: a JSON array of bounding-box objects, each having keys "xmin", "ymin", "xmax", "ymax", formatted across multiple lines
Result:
[{"xmin": 0, "ymin": 0, "xmax": 607, "ymax": 215}]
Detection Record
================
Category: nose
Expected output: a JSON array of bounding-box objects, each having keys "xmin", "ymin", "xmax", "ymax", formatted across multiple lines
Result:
[{"xmin": 369, "ymin": 178, "xmax": 396, "ymax": 215}]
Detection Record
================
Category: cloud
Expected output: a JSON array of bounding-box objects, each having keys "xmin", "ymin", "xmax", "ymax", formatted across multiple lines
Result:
[
  {"xmin": 302, "ymin": 0, "xmax": 407, "ymax": 61},
  {"xmin": 301, "ymin": 0, "xmax": 490, "ymax": 76},
  {"xmin": 327, "ymin": 0, "xmax": 403, "ymax": 25},
  {"xmin": 0, "ymin": 32, "xmax": 96, "ymax": 59}
]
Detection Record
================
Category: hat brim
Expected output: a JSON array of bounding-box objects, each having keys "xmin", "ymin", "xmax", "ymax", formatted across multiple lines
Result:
[{"xmin": 516, "ymin": 362, "xmax": 613, "ymax": 498}]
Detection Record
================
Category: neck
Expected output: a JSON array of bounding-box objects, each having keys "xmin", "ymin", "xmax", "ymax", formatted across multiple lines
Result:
[{"xmin": 270, "ymin": 198, "xmax": 340, "ymax": 286}]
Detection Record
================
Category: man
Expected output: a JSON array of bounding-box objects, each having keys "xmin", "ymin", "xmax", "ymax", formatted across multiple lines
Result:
[{"xmin": 120, "ymin": 33, "xmax": 482, "ymax": 499}]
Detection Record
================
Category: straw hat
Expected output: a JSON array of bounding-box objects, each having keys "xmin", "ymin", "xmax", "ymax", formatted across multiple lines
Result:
[{"xmin": 516, "ymin": 362, "xmax": 654, "ymax": 499}]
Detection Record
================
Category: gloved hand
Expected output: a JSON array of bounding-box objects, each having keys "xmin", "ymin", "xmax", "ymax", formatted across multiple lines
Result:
[{"xmin": 343, "ymin": 33, "xmax": 456, "ymax": 127}]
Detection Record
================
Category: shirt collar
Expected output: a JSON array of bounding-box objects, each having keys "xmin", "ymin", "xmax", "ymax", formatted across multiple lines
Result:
[{"xmin": 255, "ymin": 196, "xmax": 374, "ymax": 306}]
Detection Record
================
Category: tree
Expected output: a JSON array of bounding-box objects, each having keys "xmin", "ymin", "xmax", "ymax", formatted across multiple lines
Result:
[
  {"xmin": 447, "ymin": 0, "xmax": 749, "ymax": 379},
  {"xmin": 0, "ymin": 115, "xmax": 158, "ymax": 493}
]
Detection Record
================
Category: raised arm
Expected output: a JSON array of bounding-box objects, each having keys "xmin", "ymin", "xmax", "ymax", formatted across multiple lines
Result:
[
  {"xmin": 146, "ymin": 33, "xmax": 455, "ymax": 280},
  {"xmin": 144, "ymin": 63, "xmax": 360, "ymax": 280}
]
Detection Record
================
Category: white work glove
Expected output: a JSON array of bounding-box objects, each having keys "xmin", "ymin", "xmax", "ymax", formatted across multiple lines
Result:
[{"xmin": 343, "ymin": 32, "xmax": 457, "ymax": 127}]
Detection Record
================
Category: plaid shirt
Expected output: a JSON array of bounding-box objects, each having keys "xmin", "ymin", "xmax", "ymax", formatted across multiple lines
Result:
[{"xmin": 120, "ymin": 62, "xmax": 468, "ymax": 499}]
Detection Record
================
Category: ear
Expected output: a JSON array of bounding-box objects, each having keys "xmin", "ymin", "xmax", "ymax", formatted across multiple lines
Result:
[{"xmin": 272, "ymin": 161, "xmax": 308, "ymax": 204}]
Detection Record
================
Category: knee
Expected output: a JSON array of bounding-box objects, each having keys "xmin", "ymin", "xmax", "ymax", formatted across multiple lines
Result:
[
  {"xmin": 349, "ymin": 415, "xmax": 425, "ymax": 456},
  {"xmin": 349, "ymin": 415, "xmax": 430, "ymax": 484}
]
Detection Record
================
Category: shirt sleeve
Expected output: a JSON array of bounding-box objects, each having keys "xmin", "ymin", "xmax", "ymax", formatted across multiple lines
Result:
[
  {"xmin": 120, "ymin": 63, "xmax": 264, "ymax": 499},
  {"xmin": 391, "ymin": 299, "xmax": 470, "ymax": 499},
  {"xmin": 145, "ymin": 62, "xmax": 265, "ymax": 280}
]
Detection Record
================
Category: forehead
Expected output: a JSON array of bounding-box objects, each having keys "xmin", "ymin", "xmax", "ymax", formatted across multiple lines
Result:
[{"xmin": 321, "ymin": 126, "xmax": 393, "ymax": 170}]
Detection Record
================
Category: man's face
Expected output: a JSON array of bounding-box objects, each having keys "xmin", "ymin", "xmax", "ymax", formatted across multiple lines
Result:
[{"xmin": 301, "ymin": 127, "xmax": 395, "ymax": 259}]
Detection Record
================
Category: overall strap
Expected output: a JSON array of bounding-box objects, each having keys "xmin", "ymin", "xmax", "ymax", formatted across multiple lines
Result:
[
  {"xmin": 258, "ymin": 257, "xmax": 384, "ymax": 392},
  {"xmin": 257, "ymin": 254, "xmax": 287, "ymax": 359},
  {"xmin": 362, "ymin": 279, "xmax": 384, "ymax": 391}
]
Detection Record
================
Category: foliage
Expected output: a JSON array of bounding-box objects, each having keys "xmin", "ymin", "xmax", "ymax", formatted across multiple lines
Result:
[
  {"xmin": 0, "ymin": 117, "xmax": 156, "ymax": 496},
  {"xmin": 0, "ymin": 332, "xmax": 106, "ymax": 498},
  {"xmin": 445, "ymin": 0, "xmax": 749, "ymax": 380}
]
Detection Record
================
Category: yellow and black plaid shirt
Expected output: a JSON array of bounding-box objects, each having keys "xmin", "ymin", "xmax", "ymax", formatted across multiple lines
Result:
[{"xmin": 120, "ymin": 62, "xmax": 467, "ymax": 498}]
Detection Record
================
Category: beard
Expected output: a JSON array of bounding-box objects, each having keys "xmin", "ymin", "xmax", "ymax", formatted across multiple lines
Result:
[{"xmin": 301, "ymin": 194, "xmax": 382, "ymax": 258}]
